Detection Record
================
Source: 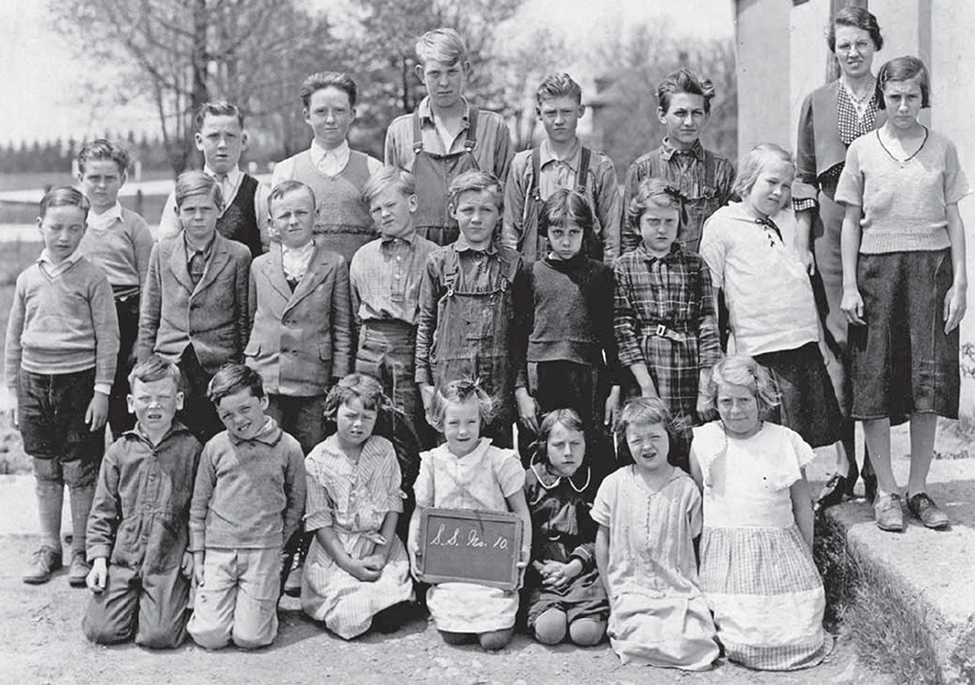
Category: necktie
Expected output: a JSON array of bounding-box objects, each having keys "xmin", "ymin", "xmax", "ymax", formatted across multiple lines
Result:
[{"xmin": 189, "ymin": 250, "xmax": 206, "ymax": 286}]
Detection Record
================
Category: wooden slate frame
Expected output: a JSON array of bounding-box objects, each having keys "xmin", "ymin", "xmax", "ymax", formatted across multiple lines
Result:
[{"xmin": 416, "ymin": 508, "xmax": 524, "ymax": 591}]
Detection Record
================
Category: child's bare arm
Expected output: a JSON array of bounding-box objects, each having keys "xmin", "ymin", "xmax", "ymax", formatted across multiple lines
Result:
[
  {"xmin": 363, "ymin": 510, "xmax": 400, "ymax": 571},
  {"xmin": 595, "ymin": 525, "xmax": 610, "ymax": 595},
  {"xmin": 688, "ymin": 445, "xmax": 705, "ymax": 491},
  {"xmin": 840, "ymin": 204, "xmax": 865, "ymax": 326},
  {"xmin": 627, "ymin": 363, "xmax": 658, "ymax": 398},
  {"xmin": 791, "ymin": 474, "xmax": 815, "ymax": 550},
  {"xmin": 505, "ymin": 489, "xmax": 533, "ymax": 572},
  {"xmin": 317, "ymin": 526, "xmax": 380, "ymax": 581},
  {"xmin": 944, "ymin": 203, "xmax": 967, "ymax": 334}
]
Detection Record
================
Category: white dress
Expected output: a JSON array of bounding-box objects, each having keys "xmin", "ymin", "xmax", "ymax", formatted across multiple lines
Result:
[
  {"xmin": 413, "ymin": 437, "xmax": 525, "ymax": 633},
  {"xmin": 591, "ymin": 466, "xmax": 719, "ymax": 670},
  {"xmin": 301, "ymin": 435, "xmax": 413, "ymax": 639},
  {"xmin": 694, "ymin": 421, "xmax": 827, "ymax": 670}
]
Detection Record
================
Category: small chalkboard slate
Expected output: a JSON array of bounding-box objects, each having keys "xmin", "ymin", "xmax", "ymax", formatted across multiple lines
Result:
[{"xmin": 417, "ymin": 508, "xmax": 524, "ymax": 590}]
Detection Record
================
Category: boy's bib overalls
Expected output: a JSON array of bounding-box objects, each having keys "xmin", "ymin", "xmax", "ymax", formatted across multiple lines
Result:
[
  {"xmin": 411, "ymin": 107, "xmax": 481, "ymax": 247},
  {"xmin": 518, "ymin": 146, "xmax": 593, "ymax": 262},
  {"xmin": 431, "ymin": 245, "xmax": 520, "ymax": 445}
]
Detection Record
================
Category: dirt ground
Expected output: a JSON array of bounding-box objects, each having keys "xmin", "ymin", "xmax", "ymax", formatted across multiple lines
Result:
[{"xmin": 0, "ymin": 533, "xmax": 897, "ymax": 685}]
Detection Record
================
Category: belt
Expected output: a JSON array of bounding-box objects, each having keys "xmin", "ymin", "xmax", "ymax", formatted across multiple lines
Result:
[{"xmin": 643, "ymin": 323, "xmax": 688, "ymax": 344}]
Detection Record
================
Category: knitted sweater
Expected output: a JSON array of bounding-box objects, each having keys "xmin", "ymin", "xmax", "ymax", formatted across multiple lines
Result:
[
  {"xmin": 835, "ymin": 128, "xmax": 970, "ymax": 254},
  {"xmin": 189, "ymin": 417, "xmax": 306, "ymax": 552},
  {"xmin": 528, "ymin": 254, "xmax": 618, "ymax": 373},
  {"xmin": 78, "ymin": 207, "xmax": 155, "ymax": 292},
  {"xmin": 4, "ymin": 257, "xmax": 119, "ymax": 387}
]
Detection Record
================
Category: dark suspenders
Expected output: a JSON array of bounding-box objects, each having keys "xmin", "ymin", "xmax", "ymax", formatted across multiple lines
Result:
[{"xmin": 412, "ymin": 107, "xmax": 480, "ymax": 156}]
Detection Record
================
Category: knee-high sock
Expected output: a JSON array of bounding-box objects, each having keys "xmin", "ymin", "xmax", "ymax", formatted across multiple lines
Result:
[
  {"xmin": 35, "ymin": 480, "xmax": 64, "ymax": 550},
  {"xmin": 68, "ymin": 482, "xmax": 96, "ymax": 557}
]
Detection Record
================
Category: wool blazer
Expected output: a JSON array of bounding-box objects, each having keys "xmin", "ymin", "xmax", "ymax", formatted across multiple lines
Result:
[
  {"xmin": 245, "ymin": 238, "xmax": 352, "ymax": 396},
  {"xmin": 137, "ymin": 232, "xmax": 251, "ymax": 374}
]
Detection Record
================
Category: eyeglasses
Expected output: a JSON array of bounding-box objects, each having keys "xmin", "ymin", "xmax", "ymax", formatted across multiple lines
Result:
[{"xmin": 836, "ymin": 40, "xmax": 873, "ymax": 54}]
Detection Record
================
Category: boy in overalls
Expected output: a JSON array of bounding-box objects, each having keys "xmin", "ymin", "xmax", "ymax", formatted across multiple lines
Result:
[
  {"xmin": 620, "ymin": 68, "xmax": 735, "ymax": 255},
  {"xmin": 414, "ymin": 170, "xmax": 532, "ymax": 448},
  {"xmin": 503, "ymin": 73, "xmax": 621, "ymax": 264},
  {"xmin": 384, "ymin": 28, "xmax": 513, "ymax": 247}
]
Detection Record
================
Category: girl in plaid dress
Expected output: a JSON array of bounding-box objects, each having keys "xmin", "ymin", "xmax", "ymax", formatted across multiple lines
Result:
[
  {"xmin": 690, "ymin": 355, "xmax": 827, "ymax": 670},
  {"xmin": 614, "ymin": 179, "xmax": 721, "ymax": 470}
]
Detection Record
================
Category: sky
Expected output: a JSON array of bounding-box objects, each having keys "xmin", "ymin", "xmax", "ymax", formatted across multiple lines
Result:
[{"xmin": 0, "ymin": 0, "xmax": 735, "ymax": 145}]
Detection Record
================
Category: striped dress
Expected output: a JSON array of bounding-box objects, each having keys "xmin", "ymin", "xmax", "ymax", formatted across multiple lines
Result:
[
  {"xmin": 300, "ymin": 434, "xmax": 413, "ymax": 639},
  {"xmin": 693, "ymin": 421, "xmax": 827, "ymax": 670}
]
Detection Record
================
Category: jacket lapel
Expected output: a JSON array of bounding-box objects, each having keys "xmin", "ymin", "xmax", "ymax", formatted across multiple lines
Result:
[
  {"xmin": 194, "ymin": 233, "xmax": 231, "ymax": 295},
  {"xmin": 262, "ymin": 243, "xmax": 294, "ymax": 302},
  {"xmin": 284, "ymin": 239, "xmax": 330, "ymax": 313},
  {"xmin": 167, "ymin": 235, "xmax": 195, "ymax": 294}
]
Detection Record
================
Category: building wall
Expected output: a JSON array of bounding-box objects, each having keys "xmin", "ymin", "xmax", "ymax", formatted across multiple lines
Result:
[
  {"xmin": 736, "ymin": 0, "xmax": 792, "ymax": 152},
  {"xmin": 738, "ymin": 0, "xmax": 975, "ymax": 409}
]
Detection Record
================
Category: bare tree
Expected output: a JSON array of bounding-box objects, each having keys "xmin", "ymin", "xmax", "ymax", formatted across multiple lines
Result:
[{"xmin": 51, "ymin": 0, "xmax": 333, "ymax": 174}]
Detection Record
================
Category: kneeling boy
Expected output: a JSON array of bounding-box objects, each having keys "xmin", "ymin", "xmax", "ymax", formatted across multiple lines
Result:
[
  {"xmin": 82, "ymin": 356, "xmax": 202, "ymax": 648},
  {"xmin": 187, "ymin": 364, "xmax": 305, "ymax": 650}
]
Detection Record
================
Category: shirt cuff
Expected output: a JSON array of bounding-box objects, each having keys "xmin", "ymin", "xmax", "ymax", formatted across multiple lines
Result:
[
  {"xmin": 94, "ymin": 384, "xmax": 112, "ymax": 396},
  {"xmin": 792, "ymin": 197, "xmax": 817, "ymax": 212}
]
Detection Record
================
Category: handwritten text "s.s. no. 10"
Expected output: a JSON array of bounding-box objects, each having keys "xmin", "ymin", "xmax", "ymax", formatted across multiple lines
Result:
[{"xmin": 428, "ymin": 524, "xmax": 509, "ymax": 550}]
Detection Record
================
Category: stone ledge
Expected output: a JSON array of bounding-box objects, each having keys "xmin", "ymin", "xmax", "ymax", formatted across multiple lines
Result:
[{"xmin": 825, "ymin": 494, "xmax": 975, "ymax": 684}]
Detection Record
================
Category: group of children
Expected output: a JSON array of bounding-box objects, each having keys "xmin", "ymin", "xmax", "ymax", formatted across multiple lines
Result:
[{"xmin": 5, "ymin": 22, "xmax": 967, "ymax": 674}]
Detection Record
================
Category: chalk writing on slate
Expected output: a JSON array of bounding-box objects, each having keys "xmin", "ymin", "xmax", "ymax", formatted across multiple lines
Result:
[{"xmin": 417, "ymin": 508, "xmax": 524, "ymax": 590}]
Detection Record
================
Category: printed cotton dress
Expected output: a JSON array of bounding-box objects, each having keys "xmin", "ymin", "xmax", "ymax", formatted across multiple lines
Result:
[
  {"xmin": 414, "ymin": 437, "xmax": 526, "ymax": 633},
  {"xmin": 301, "ymin": 435, "xmax": 413, "ymax": 639},
  {"xmin": 694, "ymin": 420, "xmax": 827, "ymax": 670},
  {"xmin": 591, "ymin": 466, "xmax": 719, "ymax": 670}
]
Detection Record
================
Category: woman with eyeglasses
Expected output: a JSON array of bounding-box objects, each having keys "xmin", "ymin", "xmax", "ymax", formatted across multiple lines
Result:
[{"xmin": 793, "ymin": 6, "xmax": 884, "ymax": 508}]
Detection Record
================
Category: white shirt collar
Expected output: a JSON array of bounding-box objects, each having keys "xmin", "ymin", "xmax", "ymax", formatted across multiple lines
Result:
[
  {"xmin": 86, "ymin": 202, "xmax": 124, "ymax": 232},
  {"xmin": 281, "ymin": 240, "xmax": 315, "ymax": 282},
  {"xmin": 310, "ymin": 140, "xmax": 350, "ymax": 175}
]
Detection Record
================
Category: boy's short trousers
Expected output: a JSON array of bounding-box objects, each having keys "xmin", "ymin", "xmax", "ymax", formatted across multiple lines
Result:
[
  {"xmin": 754, "ymin": 342, "xmax": 842, "ymax": 449},
  {"xmin": 18, "ymin": 367, "xmax": 105, "ymax": 469},
  {"xmin": 849, "ymin": 249, "xmax": 959, "ymax": 420}
]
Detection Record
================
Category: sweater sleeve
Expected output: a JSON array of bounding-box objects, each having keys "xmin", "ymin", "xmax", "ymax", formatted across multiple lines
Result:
[
  {"xmin": 131, "ymin": 215, "xmax": 156, "ymax": 288},
  {"xmin": 281, "ymin": 437, "xmax": 307, "ymax": 548},
  {"xmin": 4, "ymin": 275, "xmax": 26, "ymax": 389},
  {"xmin": 231, "ymin": 249, "xmax": 251, "ymax": 363},
  {"xmin": 793, "ymin": 91, "xmax": 820, "ymax": 206},
  {"xmin": 511, "ymin": 256, "xmax": 532, "ymax": 390},
  {"xmin": 90, "ymin": 269, "xmax": 120, "ymax": 389},
  {"xmin": 189, "ymin": 443, "xmax": 217, "ymax": 552}
]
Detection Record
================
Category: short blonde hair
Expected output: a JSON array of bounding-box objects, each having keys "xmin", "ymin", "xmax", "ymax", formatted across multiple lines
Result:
[
  {"xmin": 415, "ymin": 28, "xmax": 467, "ymax": 66},
  {"xmin": 427, "ymin": 378, "xmax": 495, "ymax": 432},
  {"xmin": 703, "ymin": 355, "xmax": 780, "ymax": 418},
  {"xmin": 732, "ymin": 143, "xmax": 794, "ymax": 199},
  {"xmin": 362, "ymin": 166, "xmax": 416, "ymax": 205}
]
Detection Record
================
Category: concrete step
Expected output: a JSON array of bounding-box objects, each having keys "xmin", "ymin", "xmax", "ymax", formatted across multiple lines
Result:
[{"xmin": 821, "ymin": 444, "xmax": 975, "ymax": 684}]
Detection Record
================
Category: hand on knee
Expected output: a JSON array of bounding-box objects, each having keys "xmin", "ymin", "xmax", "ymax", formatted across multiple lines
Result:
[
  {"xmin": 478, "ymin": 627, "xmax": 513, "ymax": 651},
  {"xmin": 568, "ymin": 618, "xmax": 606, "ymax": 647},
  {"xmin": 532, "ymin": 608, "xmax": 567, "ymax": 645}
]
